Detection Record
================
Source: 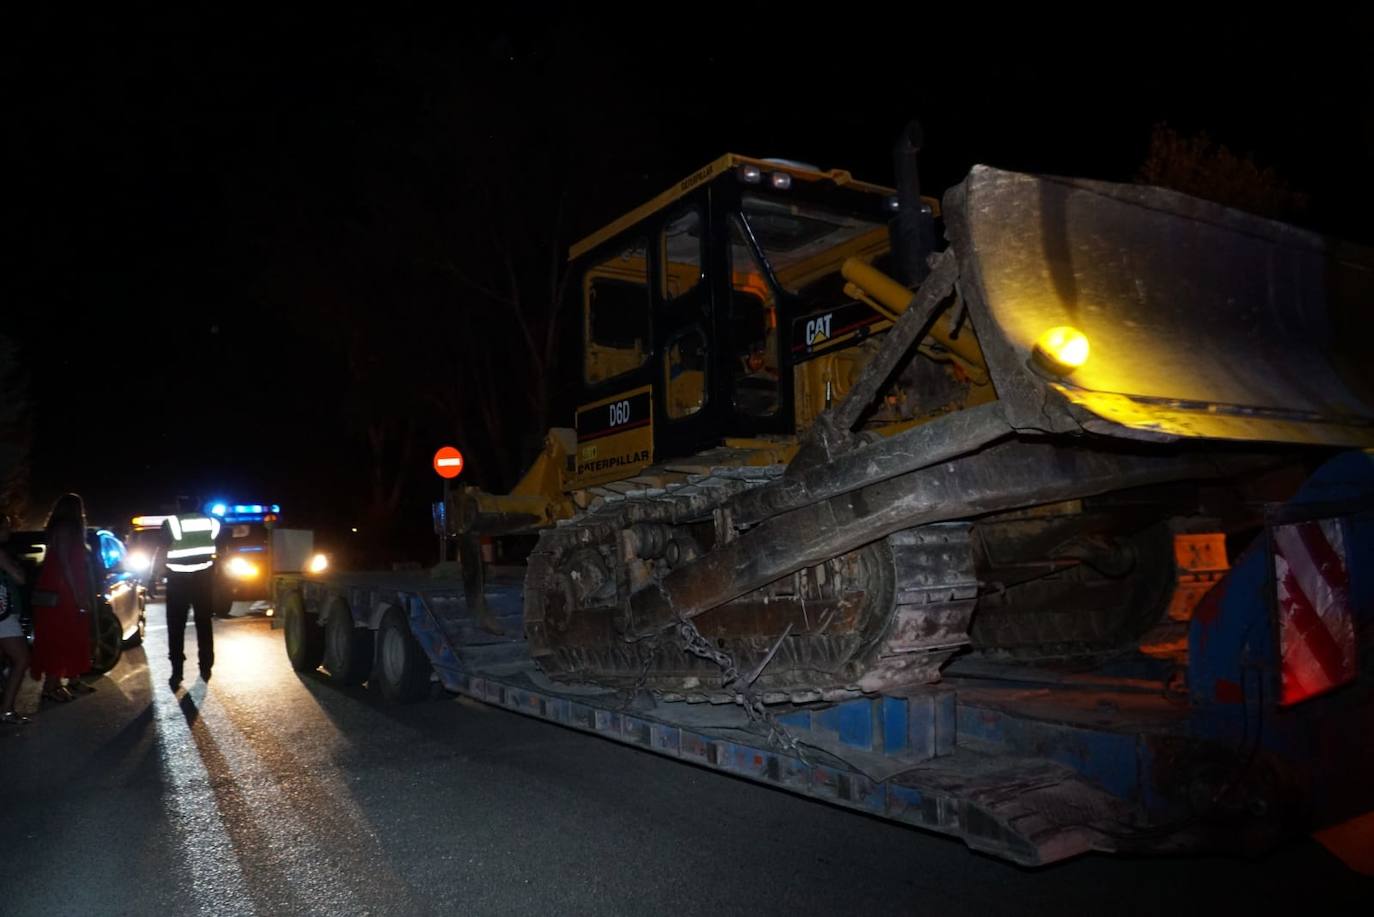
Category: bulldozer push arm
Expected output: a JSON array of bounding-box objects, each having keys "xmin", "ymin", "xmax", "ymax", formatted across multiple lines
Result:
[{"xmin": 626, "ymin": 441, "xmax": 1265, "ymax": 638}]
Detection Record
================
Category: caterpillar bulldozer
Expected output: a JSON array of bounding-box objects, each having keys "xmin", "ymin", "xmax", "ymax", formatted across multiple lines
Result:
[{"xmin": 451, "ymin": 123, "xmax": 1374, "ymax": 706}]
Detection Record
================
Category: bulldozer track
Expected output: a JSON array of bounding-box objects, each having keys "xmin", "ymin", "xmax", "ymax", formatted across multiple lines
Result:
[{"xmin": 524, "ymin": 465, "xmax": 981, "ymax": 703}]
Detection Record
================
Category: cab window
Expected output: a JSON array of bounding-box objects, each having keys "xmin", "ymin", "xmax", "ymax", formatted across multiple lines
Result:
[
  {"xmin": 738, "ymin": 193, "xmax": 887, "ymax": 294},
  {"xmin": 585, "ymin": 237, "xmax": 651, "ymax": 384},
  {"xmin": 661, "ymin": 209, "xmax": 703, "ymax": 301},
  {"xmin": 664, "ymin": 326, "xmax": 708, "ymax": 419},
  {"xmin": 728, "ymin": 217, "xmax": 780, "ymax": 417}
]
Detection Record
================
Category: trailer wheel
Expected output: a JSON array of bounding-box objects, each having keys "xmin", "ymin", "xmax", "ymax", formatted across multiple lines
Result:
[
  {"xmin": 323, "ymin": 598, "xmax": 373, "ymax": 685},
  {"xmin": 283, "ymin": 591, "xmax": 324, "ymax": 672},
  {"xmin": 376, "ymin": 607, "xmax": 432, "ymax": 703}
]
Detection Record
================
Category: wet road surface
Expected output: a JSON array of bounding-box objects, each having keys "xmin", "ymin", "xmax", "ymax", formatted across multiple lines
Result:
[{"xmin": 1, "ymin": 607, "xmax": 1370, "ymax": 916}]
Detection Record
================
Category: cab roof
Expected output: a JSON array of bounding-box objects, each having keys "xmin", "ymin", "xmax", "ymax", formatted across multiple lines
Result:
[{"xmin": 569, "ymin": 154, "xmax": 895, "ymax": 262}]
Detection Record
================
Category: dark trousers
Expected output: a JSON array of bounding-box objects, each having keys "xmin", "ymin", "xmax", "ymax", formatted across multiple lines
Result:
[{"xmin": 166, "ymin": 569, "xmax": 214, "ymax": 674}]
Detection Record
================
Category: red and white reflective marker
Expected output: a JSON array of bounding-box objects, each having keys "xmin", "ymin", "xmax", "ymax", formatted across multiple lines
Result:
[
  {"xmin": 433, "ymin": 446, "xmax": 465, "ymax": 480},
  {"xmin": 1274, "ymin": 518, "xmax": 1357, "ymax": 706}
]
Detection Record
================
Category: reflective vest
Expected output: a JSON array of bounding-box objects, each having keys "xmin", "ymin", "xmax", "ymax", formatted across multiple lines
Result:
[{"xmin": 165, "ymin": 513, "xmax": 220, "ymax": 573}]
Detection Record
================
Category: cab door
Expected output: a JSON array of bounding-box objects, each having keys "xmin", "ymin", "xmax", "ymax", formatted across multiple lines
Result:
[
  {"xmin": 575, "ymin": 194, "xmax": 726, "ymax": 480},
  {"xmin": 576, "ymin": 233, "xmax": 658, "ymax": 486},
  {"xmin": 721, "ymin": 212, "xmax": 788, "ymax": 435},
  {"xmin": 652, "ymin": 201, "xmax": 722, "ymax": 462}
]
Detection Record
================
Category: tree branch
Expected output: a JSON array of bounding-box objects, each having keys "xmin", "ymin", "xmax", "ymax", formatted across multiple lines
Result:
[{"xmin": 431, "ymin": 256, "xmax": 516, "ymax": 307}]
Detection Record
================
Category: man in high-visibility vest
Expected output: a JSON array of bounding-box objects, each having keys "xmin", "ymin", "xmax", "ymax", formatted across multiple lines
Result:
[{"xmin": 160, "ymin": 497, "xmax": 221, "ymax": 688}]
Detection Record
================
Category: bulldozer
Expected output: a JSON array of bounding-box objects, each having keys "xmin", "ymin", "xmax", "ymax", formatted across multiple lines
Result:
[{"xmin": 451, "ymin": 123, "xmax": 1374, "ymax": 707}]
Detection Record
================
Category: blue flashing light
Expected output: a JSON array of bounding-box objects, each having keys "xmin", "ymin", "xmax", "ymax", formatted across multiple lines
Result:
[
  {"xmin": 207, "ymin": 500, "xmax": 277, "ymax": 524},
  {"xmin": 236, "ymin": 545, "xmax": 266, "ymax": 553}
]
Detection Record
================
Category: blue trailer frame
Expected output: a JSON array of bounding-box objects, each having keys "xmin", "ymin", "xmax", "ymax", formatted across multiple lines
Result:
[{"xmin": 273, "ymin": 451, "xmax": 1374, "ymax": 866}]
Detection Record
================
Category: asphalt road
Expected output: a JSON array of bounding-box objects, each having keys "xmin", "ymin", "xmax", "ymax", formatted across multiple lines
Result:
[{"xmin": 1, "ymin": 608, "xmax": 1369, "ymax": 916}]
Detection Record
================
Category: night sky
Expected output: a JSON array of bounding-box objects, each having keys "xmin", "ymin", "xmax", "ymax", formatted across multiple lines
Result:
[{"xmin": 7, "ymin": 8, "xmax": 1373, "ymax": 562}]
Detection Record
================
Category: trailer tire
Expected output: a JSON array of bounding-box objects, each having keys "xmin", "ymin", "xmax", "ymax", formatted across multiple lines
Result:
[
  {"xmin": 323, "ymin": 599, "xmax": 373, "ymax": 685},
  {"xmin": 375, "ymin": 608, "xmax": 432, "ymax": 703},
  {"xmin": 283, "ymin": 591, "xmax": 324, "ymax": 672}
]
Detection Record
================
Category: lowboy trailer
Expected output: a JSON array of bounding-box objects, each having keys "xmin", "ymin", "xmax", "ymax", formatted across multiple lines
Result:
[{"xmin": 274, "ymin": 450, "xmax": 1374, "ymax": 867}]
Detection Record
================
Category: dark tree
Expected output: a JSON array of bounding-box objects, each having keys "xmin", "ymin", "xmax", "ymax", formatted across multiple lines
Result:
[
  {"xmin": 265, "ymin": 21, "xmax": 675, "ymax": 517},
  {"xmin": 0, "ymin": 333, "xmax": 32, "ymax": 524},
  {"xmin": 1137, "ymin": 123, "xmax": 1309, "ymax": 221}
]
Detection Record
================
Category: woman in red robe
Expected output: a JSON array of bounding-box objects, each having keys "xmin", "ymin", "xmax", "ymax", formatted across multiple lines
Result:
[{"xmin": 29, "ymin": 493, "xmax": 96, "ymax": 701}]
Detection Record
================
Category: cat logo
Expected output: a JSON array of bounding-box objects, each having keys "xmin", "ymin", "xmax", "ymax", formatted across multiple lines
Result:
[{"xmin": 805, "ymin": 313, "xmax": 834, "ymax": 346}]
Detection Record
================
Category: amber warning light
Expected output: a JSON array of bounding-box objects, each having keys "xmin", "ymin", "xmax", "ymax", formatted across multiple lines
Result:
[{"xmin": 433, "ymin": 446, "xmax": 465, "ymax": 480}]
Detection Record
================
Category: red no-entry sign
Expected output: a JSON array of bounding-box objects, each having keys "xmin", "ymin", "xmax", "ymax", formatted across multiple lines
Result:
[{"xmin": 433, "ymin": 446, "xmax": 465, "ymax": 479}]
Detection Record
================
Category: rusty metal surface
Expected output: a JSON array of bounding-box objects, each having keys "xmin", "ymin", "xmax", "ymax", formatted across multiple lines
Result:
[
  {"xmin": 944, "ymin": 166, "xmax": 1374, "ymax": 445},
  {"xmin": 855, "ymin": 524, "xmax": 979, "ymax": 694},
  {"xmin": 732, "ymin": 401, "xmax": 1012, "ymax": 527}
]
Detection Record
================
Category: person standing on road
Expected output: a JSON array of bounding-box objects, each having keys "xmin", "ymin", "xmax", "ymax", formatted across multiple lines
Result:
[
  {"xmin": 161, "ymin": 497, "xmax": 220, "ymax": 688},
  {"xmin": 0, "ymin": 513, "xmax": 33, "ymax": 724},
  {"xmin": 28, "ymin": 494, "xmax": 96, "ymax": 703}
]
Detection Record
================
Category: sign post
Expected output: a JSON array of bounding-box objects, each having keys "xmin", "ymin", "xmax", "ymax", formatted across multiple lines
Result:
[{"xmin": 433, "ymin": 446, "xmax": 464, "ymax": 563}]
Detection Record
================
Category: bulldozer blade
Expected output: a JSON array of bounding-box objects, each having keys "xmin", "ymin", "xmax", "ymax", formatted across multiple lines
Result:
[{"xmin": 943, "ymin": 166, "xmax": 1374, "ymax": 446}]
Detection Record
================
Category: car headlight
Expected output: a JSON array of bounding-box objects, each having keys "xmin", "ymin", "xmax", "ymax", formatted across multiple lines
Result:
[
  {"xmin": 126, "ymin": 551, "xmax": 151, "ymax": 573},
  {"xmin": 226, "ymin": 556, "xmax": 260, "ymax": 580},
  {"xmin": 308, "ymin": 553, "xmax": 329, "ymax": 574}
]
